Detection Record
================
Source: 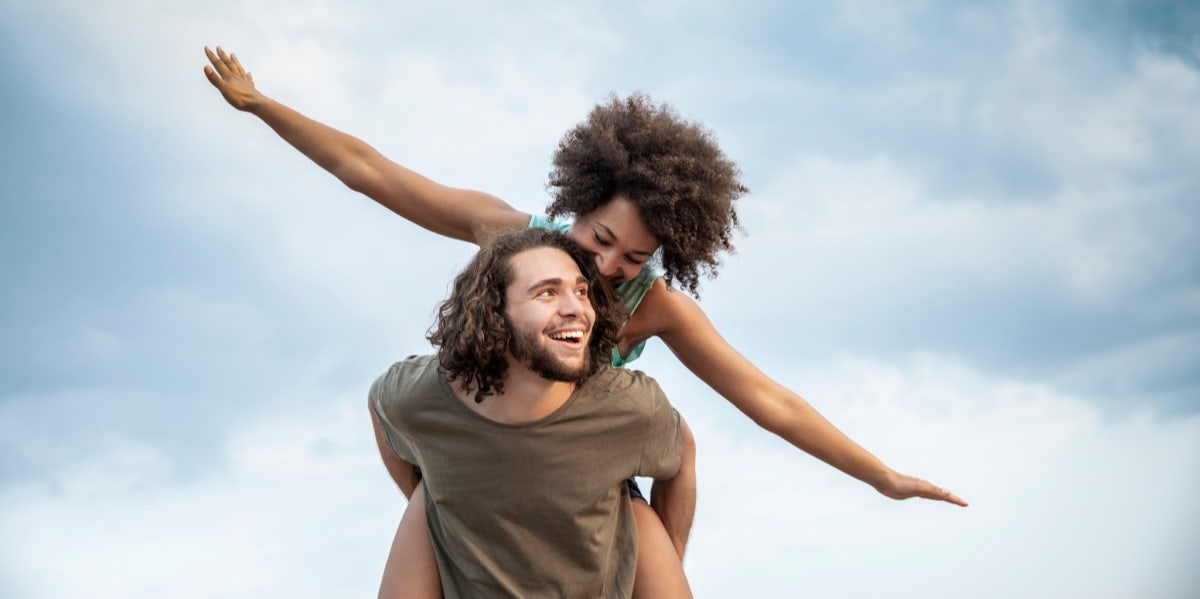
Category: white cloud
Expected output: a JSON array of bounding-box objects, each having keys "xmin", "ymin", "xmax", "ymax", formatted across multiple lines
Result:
[
  {"xmin": 3, "ymin": 0, "xmax": 1198, "ymax": 597},
  {"xmin": 644, "ymin": 352, "xmax": 1200, "ymax": 598},
  {"xmin": 973, "ymin": 6, "xmax": 1200, "ymax": 182},
  {"xmin": 4, "ymin": 354, "xmax": 1196, "ymax": 597},
  {"xmin": 724, "ymin": 118, "xmax": 1196, "ymax": 373},
  {"xmin": 0, "ymin": 392, "xmax": 399, "ymax": 599}
]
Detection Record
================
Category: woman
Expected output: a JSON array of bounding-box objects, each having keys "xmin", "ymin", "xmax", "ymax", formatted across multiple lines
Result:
[{"xmin": 204, "ymin": 46, "xmax": 966, "ymax": 597}]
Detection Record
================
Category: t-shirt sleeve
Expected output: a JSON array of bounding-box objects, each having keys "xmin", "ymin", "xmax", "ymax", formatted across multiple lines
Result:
[
  {"xmin": 636, "ymin": 381, "xmax": 683, "ymax": 480},
  {"xmin": 369, "ymin": 362, "xmax": 420, "ymax": 466},
  {"xmin": 528, "ymin": 214, "xmax": 572, "ymax": 233}
]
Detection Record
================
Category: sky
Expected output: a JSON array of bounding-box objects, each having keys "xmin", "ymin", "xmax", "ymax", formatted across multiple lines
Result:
[{"xmin": 1, "ymin": 0, "xmax": 1198, "ymax": 597}]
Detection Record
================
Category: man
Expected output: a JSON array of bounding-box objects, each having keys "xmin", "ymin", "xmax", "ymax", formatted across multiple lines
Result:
[{"xmin": 369, "ymin": 228, "xmax": 691, "ymax": 598}]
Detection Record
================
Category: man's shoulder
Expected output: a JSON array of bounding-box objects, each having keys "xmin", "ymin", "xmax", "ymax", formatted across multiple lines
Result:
[
  {"xmin": 382, "ymin": 353, "xmax": 439, "ymax": 377},
  {"xmin": 371, "ymin": 354, "xmax": 443, "ymax": 404},
  {"xmin": 584, "ymin": 365, "xmax": 665, "ymax": 401}
]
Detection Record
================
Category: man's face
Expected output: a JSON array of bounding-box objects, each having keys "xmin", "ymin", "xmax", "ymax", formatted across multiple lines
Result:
[{"xmin": 504, "ymin": 247, "xmax": 596, "ymax": 383}]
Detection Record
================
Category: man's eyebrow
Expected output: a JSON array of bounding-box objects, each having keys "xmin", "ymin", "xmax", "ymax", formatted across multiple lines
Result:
[
  {"xmin": 596, "ymin": 223, "xmax": 654, "ymax": 257},
  {"xmin": 525, "ymin": 275, "xmax": 590, "ymax": 293},
  {"xmin": 525, "ymin": 277, "xmax": 564, "ymax": 293}
]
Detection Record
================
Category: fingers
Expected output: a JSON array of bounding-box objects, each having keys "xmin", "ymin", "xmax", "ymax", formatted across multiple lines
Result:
[
  {"xmin": 203, "ymin": 65, "xmax": 220, "ymax": 87},
  {"xmin": 895, "ymin": 474, "xmax": 969, "ymax": 507},
  {"xmin": 204, "ymin": 45, "xmax": 229, "ymax": 78},
  {"xmin": 232, "ymin": 53, "xmax": 253, "ymax": 83},
  {"xmin": 231, "ymin": 52, "xmax": 246, "ymax": 76},
  {"xmin": 217, "ymin": 46, "xmax": 236, "ymax": 77},
  {"xmin": 202, "ymin": 55, "xmax": 230, "ymax": 94},
  {"xmin": 922, "ymin": 480, "xmax": 968, "ymax": 507},
  {"xmin": 940, "ymin": 489, "xmax": 969, "ymax": 507},
  {"xmin": 203, "ymin": 45, "xmax": 243, "ymax": 80}
]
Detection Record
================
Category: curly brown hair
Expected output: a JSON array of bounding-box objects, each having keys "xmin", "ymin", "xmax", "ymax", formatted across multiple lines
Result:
[
  {"xmin": 547, "ymin": 92, "xmax": 748, "ymax": 296},
  {"xmin": 427, "ymin": 228, "xmax": 627, "ymax": 403}
]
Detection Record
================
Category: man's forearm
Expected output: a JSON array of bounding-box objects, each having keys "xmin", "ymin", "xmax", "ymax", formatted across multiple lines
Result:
[{"xmin": 651, "ymin": 417, "xmax": 697, "ymax": 559}]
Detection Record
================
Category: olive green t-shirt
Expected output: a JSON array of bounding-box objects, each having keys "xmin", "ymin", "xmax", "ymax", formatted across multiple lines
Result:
[{"xmin": 369, "ymin": 355, "xmax": 682, "ymax": 599}]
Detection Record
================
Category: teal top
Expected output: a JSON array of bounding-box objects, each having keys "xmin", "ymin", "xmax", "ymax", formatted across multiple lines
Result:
[{"xmin": 529, "ymin": 215, "xmax": 661, "ymax": 367}]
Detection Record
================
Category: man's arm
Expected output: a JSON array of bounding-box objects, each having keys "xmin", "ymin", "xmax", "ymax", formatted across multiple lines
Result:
[
  {"xmin": 650, "ymin": 416, "xmax": 696, "ymax": 559},
  {"xmin": 631, "ymin": 402, "xmax": 695, "ymax": 598},
  {"xmin": 370, "ymin": 403, "xmax": 420, "ymax": 500}
]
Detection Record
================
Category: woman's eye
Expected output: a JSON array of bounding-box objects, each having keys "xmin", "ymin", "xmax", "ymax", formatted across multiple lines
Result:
[{"xmin": 593, "ymin": 232, "xmax": 611, "ymax": 246}]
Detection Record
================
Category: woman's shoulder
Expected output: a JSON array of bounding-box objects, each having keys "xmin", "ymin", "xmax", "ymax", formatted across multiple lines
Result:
[
  {"xmin": 614, "ymin": 282, "xmax": 671, "ymax": 353},
  {"xmin": 634, "ymin": 278, "xmax": 711, "ymax": 336},
  {"xmin": 528, "ymin": 214, "xmax": 572, "ymax": 233}
]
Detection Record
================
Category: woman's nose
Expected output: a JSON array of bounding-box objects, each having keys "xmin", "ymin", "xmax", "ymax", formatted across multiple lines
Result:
[{"xmin": 594, "ymin": 251, "xmax": 619, "ymax": 278}]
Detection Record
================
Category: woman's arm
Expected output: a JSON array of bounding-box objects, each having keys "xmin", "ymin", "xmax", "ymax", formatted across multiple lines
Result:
[
  {"xmin": 203, "ymin": 46, "xmax": 529, "ymax": 245},
  {"xmin": 639, "ymin": 281, "xmax": 967, "ymax": 506}
]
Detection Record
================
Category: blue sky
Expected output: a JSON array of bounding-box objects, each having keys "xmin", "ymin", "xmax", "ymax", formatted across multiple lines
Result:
[{"xmin": 1, "ymin": 0, "xmax": 1198, "ymax": 597}]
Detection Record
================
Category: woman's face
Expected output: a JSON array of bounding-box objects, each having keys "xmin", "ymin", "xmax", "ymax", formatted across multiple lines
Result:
[{"xmin": 568, "ymin": 196, "xmax": 660, "ymax": 285}]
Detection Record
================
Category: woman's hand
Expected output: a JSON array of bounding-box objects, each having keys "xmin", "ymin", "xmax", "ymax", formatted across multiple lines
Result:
[
  {"xmin": 204, "ymin": 46, "xmax": 264, "ymax": 112},
  {"xmin": 876, "ymin": 470, "xmax": 969, "ymax": 507}
]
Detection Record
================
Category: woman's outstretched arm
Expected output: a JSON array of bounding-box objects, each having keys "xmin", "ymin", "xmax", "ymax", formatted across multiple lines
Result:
[
  {"xmin": 638, "ymin": 281, "xmax": 968, "ymax": 507},
  {"xmin": 203, "ymin": 45, "xmax": 529, "ymax": 246}
]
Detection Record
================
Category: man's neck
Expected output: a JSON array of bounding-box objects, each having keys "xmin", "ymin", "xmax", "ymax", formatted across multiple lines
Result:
[{"xmin": 453, "ymin": 361, "xmax": 577, "ymax": 425}]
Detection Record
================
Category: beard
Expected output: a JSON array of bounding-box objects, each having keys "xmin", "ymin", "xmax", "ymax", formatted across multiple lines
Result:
[{"xmin": 507, "ymin": 321, "xmax": 593, "ymax": 384}]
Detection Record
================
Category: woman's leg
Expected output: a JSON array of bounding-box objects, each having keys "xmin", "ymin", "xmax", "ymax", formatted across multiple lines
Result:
[
  {"xmin": 631, "ymin": 499, "xmax": 694, "ymax": 598},
  {"xmin": 632, "ymin": 414, "xmax": 696, "ymax": 598},
  {"xmin": 377, "ymin": 483, "xmax": 442, "ymax": 599}
]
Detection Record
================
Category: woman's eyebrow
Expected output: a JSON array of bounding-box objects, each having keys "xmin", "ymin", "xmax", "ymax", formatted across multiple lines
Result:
[{"xmin": 596, "ymin": 223, "xmax": 654, "ymax": 256}]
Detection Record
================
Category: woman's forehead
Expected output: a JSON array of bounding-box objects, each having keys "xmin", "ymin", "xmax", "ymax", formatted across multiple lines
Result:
[{"xmin": 576, "ymin": 197, "xmax": 659, "ymax": 250}]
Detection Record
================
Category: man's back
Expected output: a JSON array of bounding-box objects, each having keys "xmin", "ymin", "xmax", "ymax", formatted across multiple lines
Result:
[{"xmin": 370, "ymin": 355, "xmax": 682, "ymax": 598}]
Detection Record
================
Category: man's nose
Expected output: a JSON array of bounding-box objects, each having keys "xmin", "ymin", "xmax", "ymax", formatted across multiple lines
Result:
[{"xmin": 560, "ymin": 288, "xmax": 586, "ymax": 315}]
